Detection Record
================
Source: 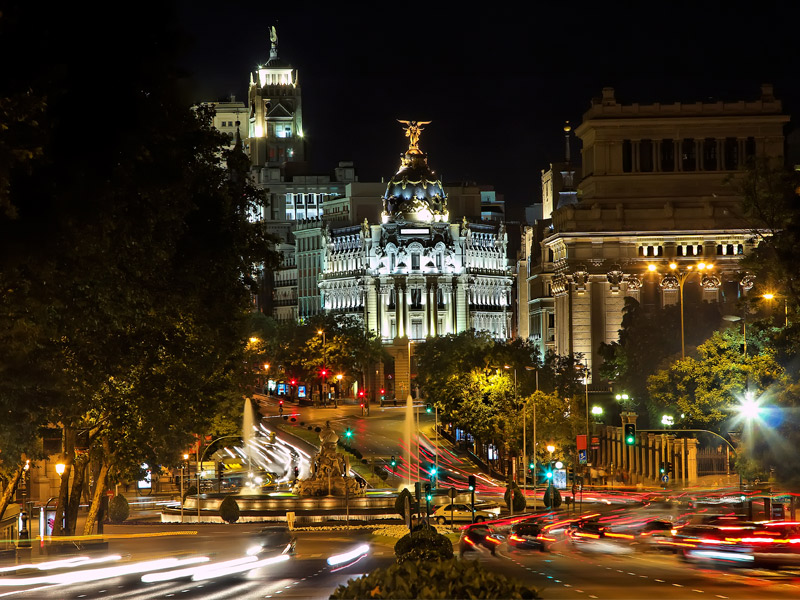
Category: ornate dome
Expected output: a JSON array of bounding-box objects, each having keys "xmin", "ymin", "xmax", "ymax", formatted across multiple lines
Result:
[{"xmin": 381, "ymin": 121, "xmax": 449, "ymax": 224}]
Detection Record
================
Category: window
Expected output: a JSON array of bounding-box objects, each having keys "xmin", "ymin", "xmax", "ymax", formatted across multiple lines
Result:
[
  {"xmin": 703, "ymin": 138, "xmax": 717, "ymax": 170},
  {"xmin": 681, "ymin": 138, "xmax": 696, "ymax": 171},
  {"xmin": 639, "ymin": 139, "xmax": 653, "ymax": 172},
  {"xmin": 660, "ymin": 139, "xmax": 675, "ymax": 172},
  {"xmin": 411, "ymin": 319, "xmax": 423, "ymax": 339},
  {"xmin": 724, "ymin": 137, "xmax": 739, "ymax": 170},
  {"xmin": 411, "ymin": 253, "xmax": 420, "ymax": 270},
  {"xmin": 436, "ymin": 253, "xmax": 442, "ymax": 270},
  {"xmin": 745, "ymin": 137, "xmax": 756, "ymax": 161},
  {"xmin": 622, "ymin": 139, "xmax": 632, "ymax": 173},
  {"xmin": 390, "ymin": 254, "xmax": 396, "ymax": 272}
]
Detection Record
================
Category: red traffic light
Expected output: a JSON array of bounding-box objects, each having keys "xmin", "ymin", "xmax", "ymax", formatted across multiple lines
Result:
[
  {"xmin": 380, "ymin": 388, "xmax": 385, "ymax": 394},
  {"xmin": 358, "ymin": 390, "xmax": 365, "ymax": 397},
  {"xmin": 320, "ymin": 369, "xmax": 328, "ymax": 377},
  {"xmin": 289, "ymin": 379, "xmax": 297, "ymax": 386},
  {"xmin": 279, "ymin": 399, "xmax": 283, "ymax": 405},
  {"xmin": 360, "ymin": 403, "xmax": 364, "ymax": 408}
]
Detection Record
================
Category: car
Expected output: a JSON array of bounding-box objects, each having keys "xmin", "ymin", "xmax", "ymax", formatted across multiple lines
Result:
[
  {"xmin": 247, "ymin": 525, "xmax": 296, "ymax": 557},
  {"xmin": 459, "ymin": 524, "xmax": 503, "ymax": 556},
  {"xmin": 430, "ymin": 503, "xmax": 494, "ymax": 525},
  {"xmin": 633, "ymin": 519, "xmax": 675, "ymax": 551},
  {"xmin": 507, "ymin": 521, "xmax": 548, "ymax": 551}
]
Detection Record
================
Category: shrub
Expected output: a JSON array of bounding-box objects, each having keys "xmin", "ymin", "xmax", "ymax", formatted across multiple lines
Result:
[
  {"xmin": 219, "ymin": 496, "xmax": 240, "ymax": 523},
  {"xmin": 108, "ymin": 494, "xmax": 130, "ymax": 523},
  {"xmin": 379, "ymin": 470, "xmax": 388, "ymax": 481},
  {"xmin": 307, "ymin": 426, "xmax": 313, "ymax": 430},
  {"xmin": 543, "ymin": 486, "xmax": 562, "ymax": 509},
  {"xmin": 315, "ymin": 427, "xmax": 321, "ymax": 432},
  {"xmin": 290, "ymin": 417, "xmax": 296, "ymax": 422},
  {"xmin": 394, "ymin": 488, "xmax": 414, "ymax": 519},
  {"xmin": 361, "ymin": 458, "xmax": 368, "ymax": 464},
  {"xmin": 504, "ymin": 480, "xmax": 527, "ymax": 512},
  {"xmin": 183, "ymin": 484, "xmax": 197, "ymax": 503},
  {"xmin": 393, "ymin": 524, "xmax": 453, "ymax": 563},
  {"xmin": 330, "ymin": 558, "xmax": 539, "ymax": 599}
]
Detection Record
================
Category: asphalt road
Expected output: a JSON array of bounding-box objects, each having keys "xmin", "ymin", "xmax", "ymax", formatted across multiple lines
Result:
[
  {"xmin": 466, "ymin": 532, "xmax": 800, "ymax": 600},
  {"xmin": 1, "ymin": 527, "xmax": 394, "ymax": 599}
]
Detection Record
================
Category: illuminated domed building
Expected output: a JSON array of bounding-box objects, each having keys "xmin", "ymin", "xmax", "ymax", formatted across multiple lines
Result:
[{"xmin": 319, "ymin": 122, "xmax": 513, "ymax": 397}]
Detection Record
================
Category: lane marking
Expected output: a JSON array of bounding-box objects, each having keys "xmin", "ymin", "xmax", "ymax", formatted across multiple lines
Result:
[
  {"xmin": 673, "ymin": 584, "xmax": 683, "ymax": 587},
  {"xmin": 655, "ymin": 579, "xmax": 665, "ymax": 583},
  {"xmin": 693, "ymin": 591, "xmax": 704, "ymax": 594}
]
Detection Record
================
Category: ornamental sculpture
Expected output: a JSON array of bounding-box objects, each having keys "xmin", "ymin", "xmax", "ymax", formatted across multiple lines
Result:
[
  {"xmin": 624, "ymin": 275, "xmax": 642, "ymax": 291},
  {"xmin": 740, "ymin": 274, "xmax": 755, "ymax": 290},
  {"xmin": 660, "ymin": 274, "xmax": 679, "ymax": 290},
  {"xmin": 572, "ymin": 265, "xmax": 589, "ymax": 292},
  {"xmin": 607, "ymin": 265, "xmax": 624, "ymax": 292},
  {"xmin": 701, "ymin": 274, "xmax": 721, "ymax": 290},
  {"xmin": 397, "ymin": 120, "xmax": 431, "ymax": 154}
]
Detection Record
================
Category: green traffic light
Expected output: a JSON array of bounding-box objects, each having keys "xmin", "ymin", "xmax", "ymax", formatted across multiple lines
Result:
[
  {"xmin": 425, "ymin": 404, "xmax": 432, "ymax": 414},
  {"xmin": 545, "ymin": 472, "xmax": 553, "ymax": 479},
  {"xmin": 345, "ymin": 429, "xmax": 353, "ymax": 438}
]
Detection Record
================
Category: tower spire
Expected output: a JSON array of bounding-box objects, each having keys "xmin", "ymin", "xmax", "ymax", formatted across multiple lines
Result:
[{"xmin": 563, "ymin": 121, "xmax": 572, "ymax": 163}]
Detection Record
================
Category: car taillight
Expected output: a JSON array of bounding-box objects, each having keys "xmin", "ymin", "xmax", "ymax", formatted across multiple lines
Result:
[{"xmin": 509, "ymin": 534, "xmax": 524, "ymax": 543}]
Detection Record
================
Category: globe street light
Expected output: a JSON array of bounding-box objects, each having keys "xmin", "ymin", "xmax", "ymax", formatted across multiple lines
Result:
[{"xmin": 55, "ymin": 462, "xmax": 66, "ymax": 477}]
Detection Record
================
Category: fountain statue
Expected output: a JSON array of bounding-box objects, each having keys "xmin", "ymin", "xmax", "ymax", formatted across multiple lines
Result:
[{"xmin": 293, "ymin": 421, "xmax": 364, "ymax": 497}]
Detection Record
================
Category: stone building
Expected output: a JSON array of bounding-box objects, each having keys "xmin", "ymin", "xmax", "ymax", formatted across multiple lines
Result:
[
  {"xmin": 319, "ymin": 123, "xmax": 513, "ymax": 397},
  {"xmin": 524, "ymin": 85, "xmax": 788, "ymax": 381}
]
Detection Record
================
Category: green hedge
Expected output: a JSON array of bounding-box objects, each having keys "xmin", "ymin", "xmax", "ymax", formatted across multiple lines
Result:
[
  {"xmin": 108, "ymin": 495, "xmax": 129, "ymax": 523},
  {"xmin": 330, "ymin": 558, "xmax": 539, "ymax": 599},
  {"xmin": 219, "ymin": 496, "xmax": 240, "ymax": 523},
  {"xmin": 394, "ymin": 524, "xmax": 453, "ymax": 563},
  {"xmin": 504, "ymin": 480, "xmax": 527, "ymax": 512}
]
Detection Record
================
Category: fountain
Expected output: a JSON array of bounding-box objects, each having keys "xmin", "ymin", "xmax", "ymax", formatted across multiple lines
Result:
[
  {"xmin": 240, "ymin": 397, "xmax": 260, "ymax": 495},
  {"xmin": 292, "ymin": 421, "xmax": 364, "ymax": 497}
]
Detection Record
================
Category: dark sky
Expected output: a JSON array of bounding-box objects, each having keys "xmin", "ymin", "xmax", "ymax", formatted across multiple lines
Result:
[{"xmin": 178, "ymin": 2, "xmax": 798, "ymax": 220}]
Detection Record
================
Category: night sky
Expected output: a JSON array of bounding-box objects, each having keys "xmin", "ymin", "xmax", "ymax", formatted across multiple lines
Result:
[{"xmin": 9, "ymin": 2, "xmax": 800, "ymax": 222}]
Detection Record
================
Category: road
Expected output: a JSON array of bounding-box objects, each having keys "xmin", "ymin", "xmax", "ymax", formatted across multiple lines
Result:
[
  {"xmin": 2, "ymin": 526, "xmax": 394, "ymax": 599},
  {"xmin": 477, "ymin": 540, "xmax": 800, "ymax": 599}
]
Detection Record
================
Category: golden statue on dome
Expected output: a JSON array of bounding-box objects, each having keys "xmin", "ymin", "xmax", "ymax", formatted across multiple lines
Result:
[{"xmin": 397, "ymin": 120, "xmax": 431, "ymax": 154}]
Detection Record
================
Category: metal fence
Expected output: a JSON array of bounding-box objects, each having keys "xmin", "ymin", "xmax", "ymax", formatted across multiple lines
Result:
[{"xmin": 697, "ymin": 447, "xmax": 729, "ymax": 475}]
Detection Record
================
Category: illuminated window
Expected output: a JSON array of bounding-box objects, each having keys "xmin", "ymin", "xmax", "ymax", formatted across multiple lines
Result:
[{"xmin": 411, "ymin": 253, "xmax": 420, "ymax": 270}]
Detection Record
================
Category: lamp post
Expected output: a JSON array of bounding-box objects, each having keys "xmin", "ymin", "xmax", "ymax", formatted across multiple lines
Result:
[
  {"xmin": 546, "ymin": 445, "xmax": 555, "ymax": 506},
  {"xmin": 523, "ymin": 366, "xmax": 539, "ymax": 499},
  {"xmin": 180, "ymin": 453, "xmax": 188, "ymax": 523},
  {"xmin": 583, "ymin": 359, "xmax": 590, "ymax": 439},
  {"xmin": 648, "ymin": 261, "xmax": 714, "ymax": 358},
  {"xmin": 504, "ymin": 365, "xmax": 519, "ymax": 485},
  {"xmin": 763, "ymin": 293, "xmax": 789, "ymax": 328}
]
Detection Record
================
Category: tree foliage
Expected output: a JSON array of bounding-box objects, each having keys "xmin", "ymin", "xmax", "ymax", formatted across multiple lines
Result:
[{"xmin": 0, "ymin": 4, "xmax": 277, "ymax": 535}]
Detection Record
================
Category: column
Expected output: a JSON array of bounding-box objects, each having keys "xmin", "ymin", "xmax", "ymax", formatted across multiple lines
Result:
[
  {"xmin": 380, "ymin": 285, "xmax": 389, "ymax": 339},
  {"xmin": 395, "ymin": 281, "xmax": 404, "ymax": 338},
  {"xmin": 432, "ymin": 281, "xmax": 439, "ymax": 337},
  {"xmin": 632, "ymin": 140, "xmax": 640, "ymax": 172},
  {"xmin": 404, "ymin": 281, "xmax": 410, "ymax": 338},
  {"xmin": 366, "ymin": 283, "xmax": 378, "ymax": 334},
  {"xmin": 686, "ymin": 439, "xmax": 698, "ymax": 484}
]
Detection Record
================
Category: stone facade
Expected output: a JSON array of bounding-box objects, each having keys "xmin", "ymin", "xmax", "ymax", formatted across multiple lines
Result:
[{"xmin": 524, "ymin": 85, "xmax": 788, "ymax": 382}]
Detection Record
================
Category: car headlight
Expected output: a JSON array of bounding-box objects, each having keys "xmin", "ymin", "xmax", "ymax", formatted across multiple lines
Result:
[{"xmin": 246, "ymin": 544, "xmax": 263, "ymax": 556}]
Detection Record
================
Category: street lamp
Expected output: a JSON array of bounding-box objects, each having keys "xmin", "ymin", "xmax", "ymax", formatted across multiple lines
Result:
[
  {"xmin": 615, "ymin": 393, "xmax": 629, "ymax": 402},
  {"xmin": 648, "ymin": 261, "xmax": 714, "ymax": 358},
  {"xmin": 55, "ymin": 462, "xmax": 66, "ymax": 477},
  {"xmin": 763, "ymin": 292, "xmax": 789, "ymax": 327},
  {"xmin": 591, "ymin": 405, "xmax": 604, "ymax": 417},
  {"xmin": 523, "ymin": 365, "xmax": 539, "ymax": 499},
  {"xmin": 661, "ymin": 414, "xmax": 674, "ymax": 428},
  {"xmin": 180, "ymin": 453, "xmax": 189, "ymax": 522}
]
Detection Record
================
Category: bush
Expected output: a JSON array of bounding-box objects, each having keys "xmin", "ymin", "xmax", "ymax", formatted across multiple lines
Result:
[
  {"xmin": 504, "ymin": 480, "xmax": 527, "ymax": 512},
  {"xmin": 183, "ymin": 484, "xmax": 197, "ymax": 503},
  {"xmin": 290, "ymin": 417, "xmax": 296, "ymax": 422},
  {"xmin": 394, "ymin": 488, "xmax": 414, "ymax": 519},
  {"xmin": 543, "ymin": 486, "xmax": 562, "ymax": 509},
  {"xmin": 393, "ymin": 525, "xmax": 453, "ymax": 563},
  {"xmin": 315, "ymin": 427, "xmax": 321, "ymax": 432},
  {"xmin": 219, "ymin": 496, "xmax": 240, "ymax": 523},
  {"xmin": 108, "ymin": 494, "xmax": 130, "ymax": 523},
  {"xmin": 331, "ymin": 558, "xmax": 539, "ymax": 599}
]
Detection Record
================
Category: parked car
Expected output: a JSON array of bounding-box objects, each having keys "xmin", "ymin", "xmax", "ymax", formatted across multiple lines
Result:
[{"xmin": 430, "ymin": 503, "xmax": 494, "ymax": 524}]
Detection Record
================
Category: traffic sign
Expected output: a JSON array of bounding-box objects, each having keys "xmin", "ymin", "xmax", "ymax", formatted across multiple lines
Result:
[
  {"xmin": 578, "ymin": 449, "xmax": 587, "ymax": 464},
  {"xmin": 449, "ymin": 487, "xmax": 457, "ymax": 500},
  {"xmin": 661, "ymin": 474, "xmax": 669, "ymax": 483}
]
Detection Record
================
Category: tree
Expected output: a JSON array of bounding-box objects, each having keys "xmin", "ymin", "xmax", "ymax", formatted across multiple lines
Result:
[
  {"xmin": 0, "ymin": 5, "xmax": 277, "ymax": 535},
  {"xmin": 647, "ymin": 329, "xmax": 786, "ymax": 430}
]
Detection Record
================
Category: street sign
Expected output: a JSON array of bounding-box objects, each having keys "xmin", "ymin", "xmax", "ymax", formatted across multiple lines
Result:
[
  {"xmin": 578, "ymin": 449, "xmax": 587, "ymax": 464},
  {"xmin": 591, "ymin": 436, "xmax": 600, "ymax": 449},
  {"xmin": 661, "ymin": 474, "xmax": 669, "ymax": 484},
  {"xmin": 449, "ymin": 487, "xmax": 457, "ymax": 500}
]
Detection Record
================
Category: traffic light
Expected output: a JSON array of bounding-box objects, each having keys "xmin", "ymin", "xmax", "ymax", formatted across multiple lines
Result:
[
  {"xmin": 425, "ymin": 403, "xmax": 433, "ymax": 414},
  {"xmin": 279, "ymin": 399, "xmax": 283, "ymax": 406},
  {"xmin": 659, "ymin": 463, "xmax": 665, "ymax": 475},
  {"xmin": 289, "ymin": 379, "xmax": 297, "ymax": 386},
  {"xmin": 358, "ymin": 390, "xmax": 365, "ymax": 398},
  {"xmin": 545, "ymin": 470, "xmax": 553, "ymax": 480},
  {"xmin": 344, "ymin": 428, "xmax": 353, "ymax": 440},
  {"xmin": 320, "ymin": 369, "xmax": 328, "ymax": 377},
  {"xmin": 390, "ymin": 456, "xmax": 397, "ymax": 468},
  {"xmin": 428, "ymin": 465, "xmax": 437, "ymax": 480},
  {"xmin": 624, "ymin": 423, "xmax": 636, "ymax": 445},
  {"xmin": 666, "ymin": 461, "xmax": 673, "ymax": 474},
  {"xmin": 424, "ymin": 482, "xmax": 432, "ymax": 502},
  {"xmin": 468, "ymin": 475, "xmax": 476, "ymax": 491},
  {"xmin": 380, "ymin": 388, "xmax": 385, "ymax": 399}
]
